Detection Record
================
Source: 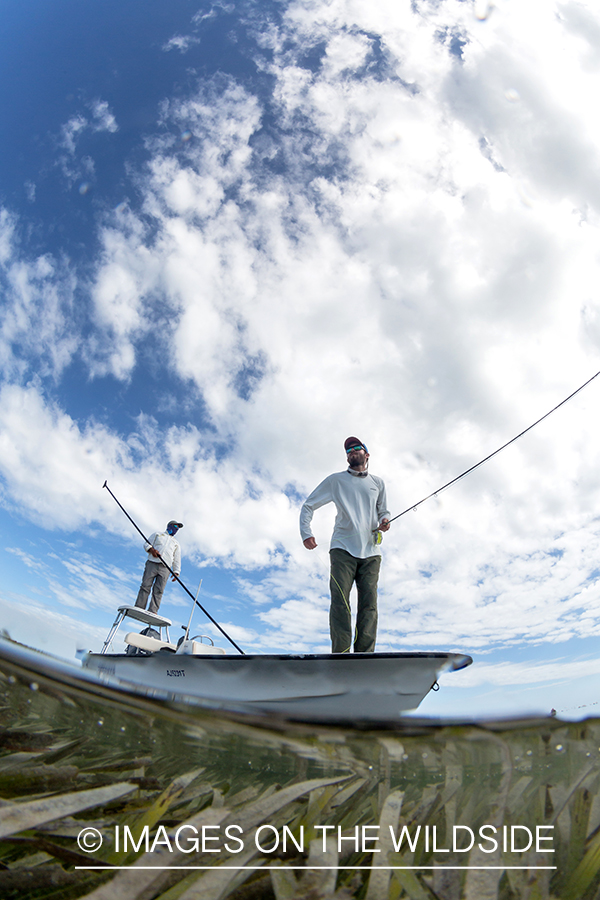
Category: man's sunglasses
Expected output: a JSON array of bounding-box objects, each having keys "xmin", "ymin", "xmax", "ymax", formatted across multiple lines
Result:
[{"xmin": 346, "ymin": 445, "xmax": 364, "ymax": 453}]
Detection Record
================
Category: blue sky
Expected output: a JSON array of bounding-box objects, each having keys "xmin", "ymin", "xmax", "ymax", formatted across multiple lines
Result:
[{"xmin": 2, "ymin": 0, "xmax": 600, "ymax": 719}]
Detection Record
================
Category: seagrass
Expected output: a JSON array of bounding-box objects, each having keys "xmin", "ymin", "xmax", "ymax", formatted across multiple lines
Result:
[{"xmin": 1, "ymin": 658, "xmax": 600, "ymax": 899}]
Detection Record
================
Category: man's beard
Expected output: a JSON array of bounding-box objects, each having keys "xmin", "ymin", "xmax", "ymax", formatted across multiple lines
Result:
[{"xmin": 348, "ymin": 452, "xmax": 366, "ymax": 469}]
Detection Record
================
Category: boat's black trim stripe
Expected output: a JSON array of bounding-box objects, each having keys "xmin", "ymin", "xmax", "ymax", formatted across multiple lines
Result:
[{"xmin": 91, "ymin": 651, "xmax": 473, "ymax": 664}]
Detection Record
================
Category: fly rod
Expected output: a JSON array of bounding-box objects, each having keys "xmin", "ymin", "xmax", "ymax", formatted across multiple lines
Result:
[
  {"xmin": 103, "ymin": 481, "xmax": 245, "ymax": 654},
  {"xmin": 382, "ymin": 368, "xmax": 600, "ymax": 528}
]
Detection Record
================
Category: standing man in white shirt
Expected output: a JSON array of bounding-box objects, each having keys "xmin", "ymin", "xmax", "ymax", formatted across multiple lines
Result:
[
  {"xmin": 135, "ymin": 520, "xmax": 183, "ymax": 614},
  {"xmin": 300, "ymin": 437, "xmax": 390, "ymax": 653}
]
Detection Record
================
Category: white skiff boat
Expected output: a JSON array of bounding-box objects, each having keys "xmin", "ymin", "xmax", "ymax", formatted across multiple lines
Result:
[{"xmin": 78, "ymin": 605, "xmax": 473, "ymax": 722}]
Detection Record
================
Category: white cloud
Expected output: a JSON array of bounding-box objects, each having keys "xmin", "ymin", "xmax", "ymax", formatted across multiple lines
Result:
[
  {"xmin": 89, "ymin": 100, "xmax": 118, "ymax": 134},
  {"xmin": 0, "ymin": 382, "xmax": 296, "ymax": 568},
  {"xmin": 0, "ymin": 208, "xmax": 15, "ymax": 265},
  {"xmin": 60, "ymin": 113, "xmax": 88, "ymax": 156},
  {"xmin": 60, "ymin": 100, "xmax": 118, "ymax": 153},
  {"xmin": 192, "ymin": 2, "xmax": 234, "ymax": 27},
  {"xmin": 56, "ymin": 99, "xmax": 118, "ymax": 187},
  {"xmin": 0, "ymin": 209, "xmax": 77, "ymax": 381},
  {"xmin": 162, "ymin": 35, "xmax": 201, "ymax": 53},
  {"xmin": 86, "ymin": 208, "xmax": 159, "ymax": 379},
  {"xmin": 0, "ymin": 592, "xmax": 107, "ymax": 658},
  {"xmin": 449, "ymin": 653, "xmax": 600, "ymax": 689}
]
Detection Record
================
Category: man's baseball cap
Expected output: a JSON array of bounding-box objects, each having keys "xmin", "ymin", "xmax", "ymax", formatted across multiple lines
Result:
[
  {"xmin": 167, "ymin": 520, "xmax": 184, "ymax": 529},
  {"xmin": 344, "ymin": 436, "xmax": 369, "ymax": 453}
]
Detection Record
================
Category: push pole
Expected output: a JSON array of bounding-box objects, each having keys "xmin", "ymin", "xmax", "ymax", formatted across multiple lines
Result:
[{"xmin": 103, "ymin": 481, "xmax": 245, "ymax": 655}]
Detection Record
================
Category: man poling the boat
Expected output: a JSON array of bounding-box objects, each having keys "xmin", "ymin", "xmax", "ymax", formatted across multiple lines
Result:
[
  {"xmin": 135, "ymin": 520, "xmax": 183, "ymax": 614},
  {"xmin": 300, "ymin": 437, "xmax": 390, "ymax": 654},
  {"xmin": 102, "ymin": 482, "xmax": 245, "ymax": 654}
]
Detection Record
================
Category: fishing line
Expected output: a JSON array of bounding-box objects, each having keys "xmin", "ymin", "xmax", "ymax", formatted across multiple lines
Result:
[
  {"xmin": 103, "ymin": 481, "xmax": 245, "ymax": 655},
  {"xmin": 386, "ymin": 368, "xmax": 600, "ymax": 527}
]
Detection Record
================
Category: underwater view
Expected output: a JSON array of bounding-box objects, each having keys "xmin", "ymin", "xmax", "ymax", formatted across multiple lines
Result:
[{"xmin": 1, "ymin": 641, "xmax": 600, "ymax": 900}]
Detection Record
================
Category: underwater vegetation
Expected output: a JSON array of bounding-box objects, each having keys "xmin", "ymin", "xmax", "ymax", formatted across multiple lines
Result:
[{"xmin": 1, "ymin": 648, "xmax": 600, "ymax": 899}]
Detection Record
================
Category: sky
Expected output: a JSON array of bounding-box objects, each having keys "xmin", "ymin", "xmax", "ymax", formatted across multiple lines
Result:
[{"xmin": 1, "ymin": 0, "xmax": 600, "ymax": 719}]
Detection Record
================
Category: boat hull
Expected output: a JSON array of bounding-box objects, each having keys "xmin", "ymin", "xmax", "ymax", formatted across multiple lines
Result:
[{"xmin": 82, "ymin": 650, "xmax": 472, "ymax": 721}]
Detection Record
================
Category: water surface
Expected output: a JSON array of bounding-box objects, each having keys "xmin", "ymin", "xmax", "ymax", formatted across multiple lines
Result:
[{"xmin": 0, "ymin": 642, "xmax": 598, "ymax": 900}]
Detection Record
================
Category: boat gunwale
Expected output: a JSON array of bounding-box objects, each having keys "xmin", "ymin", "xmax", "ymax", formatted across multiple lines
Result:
[
  {"xmin": 86, "ymin": 650, "xmax": 473, "ymax": 669},
  {"xmin": 86, "ymin": 650, "xmax": 470, "ymax": 660}
]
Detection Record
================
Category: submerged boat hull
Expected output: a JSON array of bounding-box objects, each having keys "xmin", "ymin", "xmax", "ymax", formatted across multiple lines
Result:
[{"xmin": 82, "ymin": 650, "xmax": 472, "ymax": 721}]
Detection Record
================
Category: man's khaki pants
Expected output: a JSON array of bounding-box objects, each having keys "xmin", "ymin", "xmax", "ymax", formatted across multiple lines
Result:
[
  {"xmin": 329, "ymin": 548, "xmax": 381, "ymax": 653},
  {"xmin": 135, "ymin": 560, "xmax": 169, "ymax": 614}
]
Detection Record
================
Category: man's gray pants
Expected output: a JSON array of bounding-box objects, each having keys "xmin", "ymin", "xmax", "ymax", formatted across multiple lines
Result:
[
  {"xmin": 135, "ymin": 560, "xmax": 169, "ymax": 614},
  {"xmin": 329, "ymin": 548, "xmax": 381, "ymax": 653}
]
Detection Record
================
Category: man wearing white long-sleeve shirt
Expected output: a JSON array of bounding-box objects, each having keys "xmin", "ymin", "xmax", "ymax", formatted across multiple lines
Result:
[
  {"xmin": 135, "ymin": 520, "xmax": 183, "ymax": 614},
  {"xmin": 300, "ymin": 437, "xmax": 390, "ymax": 653}
]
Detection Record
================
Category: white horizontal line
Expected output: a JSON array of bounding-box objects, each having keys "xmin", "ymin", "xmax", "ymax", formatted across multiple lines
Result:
[{"xmin": 75, "ymin": 865, "xmax": 558, "ymax": 871}]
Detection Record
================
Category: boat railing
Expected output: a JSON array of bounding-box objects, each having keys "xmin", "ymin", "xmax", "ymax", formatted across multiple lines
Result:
[{"xmin": 101, "ymin": 605, "xmax": 173, "ymax": 654}]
